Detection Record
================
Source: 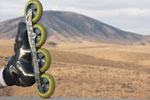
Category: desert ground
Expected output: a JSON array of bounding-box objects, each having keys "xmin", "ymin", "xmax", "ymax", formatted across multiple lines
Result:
[{"xmin": 0, "ymin": 39, "xmax": 150, "ymax": 99}]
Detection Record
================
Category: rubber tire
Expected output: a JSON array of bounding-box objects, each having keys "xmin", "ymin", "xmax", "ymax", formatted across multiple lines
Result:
[
  {"xmin": 33, "ymin": 24, "xmax": 47, "ymax": 48},
  {"xmin": 36, "ymin": 73, "xmax": 55, "ymax": 98},
  {"xmin": 37, "ymin": 48, "xmax": 51, "ymax": 73},
  {"xmin": 24, "ymin": 0, "xmax": 43, "ymax": 23}
]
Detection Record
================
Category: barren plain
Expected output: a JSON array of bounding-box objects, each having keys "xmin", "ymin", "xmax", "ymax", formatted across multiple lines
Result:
[{"xmin": 0, "ymin": 40, "xmax": 150, "ymax": 99}]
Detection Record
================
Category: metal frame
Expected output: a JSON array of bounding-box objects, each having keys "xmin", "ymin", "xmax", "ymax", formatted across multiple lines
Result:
[{"xmin": 25, "ymin": 9, "xmax": 42, "ymax": 88}]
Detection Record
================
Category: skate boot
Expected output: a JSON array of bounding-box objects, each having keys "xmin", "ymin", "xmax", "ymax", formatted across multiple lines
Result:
[
  {"xmin": 3, "ymin": 22, "xmax": 35, "ymax": 87},
  {"xmin": 24, "ymin": 0, "xmax": 55, "ymax": 98}
]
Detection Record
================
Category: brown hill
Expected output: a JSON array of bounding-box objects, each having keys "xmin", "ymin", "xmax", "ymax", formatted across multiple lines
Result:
[{"xmin": 0, "ymin": 10, "xmax": 149, "ymax": 45}]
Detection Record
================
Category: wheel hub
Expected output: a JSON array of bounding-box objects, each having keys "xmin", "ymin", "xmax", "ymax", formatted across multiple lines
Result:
[
  {"xmin": 38, "ymin": 77, "xmax": 50, "ymax": 94},
  {"xmin": 27, "ymin": 3, "xmax": 37, "ymax": 18}
]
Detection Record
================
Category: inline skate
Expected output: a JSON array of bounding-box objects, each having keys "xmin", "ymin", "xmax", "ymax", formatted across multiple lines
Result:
[{"xmin": 24, "ymin": 0, "xmax": 55, "ymax": 98}]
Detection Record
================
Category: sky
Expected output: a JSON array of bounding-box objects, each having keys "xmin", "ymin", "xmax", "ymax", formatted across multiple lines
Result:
[{"xmin": 0, "ymin": 0, "xmax": 150, "ymax": 35}]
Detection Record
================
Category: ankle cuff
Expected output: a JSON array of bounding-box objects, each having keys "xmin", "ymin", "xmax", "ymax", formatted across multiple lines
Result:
[{"xmin": 3, "ymin": 68, "xmax": 16, "ymax": 86}]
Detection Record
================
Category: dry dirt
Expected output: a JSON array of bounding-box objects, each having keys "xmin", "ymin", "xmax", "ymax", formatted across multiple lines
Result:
[{"xmin": 0, "ymin": 40, "xmax": 150, "ymax": 99}]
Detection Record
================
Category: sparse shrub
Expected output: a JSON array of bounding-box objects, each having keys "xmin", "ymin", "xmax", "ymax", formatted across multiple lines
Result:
[{"xmin": 48, "ymin": 42, "xmax": 57, "ymax": 47}]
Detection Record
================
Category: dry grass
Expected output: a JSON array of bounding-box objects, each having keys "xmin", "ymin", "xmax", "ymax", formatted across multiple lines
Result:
[
  {"xmin": 0, "ymin": 40, "xmax": 150, "ymax": 99},
  {"xmin": 53, "ymin": 43, "xmax": 150, "ymax": 66}
]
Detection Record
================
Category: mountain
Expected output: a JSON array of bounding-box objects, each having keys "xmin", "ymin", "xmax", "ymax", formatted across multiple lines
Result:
[{"xmin": 0, "ymin": 10, "xmax": 149, "ymax": 45}]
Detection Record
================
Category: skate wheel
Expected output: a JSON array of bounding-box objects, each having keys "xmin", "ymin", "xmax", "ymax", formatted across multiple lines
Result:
[
  {"xmin": 24, "ymin": 0, "xmax": 43, "ymax": 23},
  {"xmin": 36, "ymin": 73, "xmax": 55, "ymax": 98},
  {"xmin": 37, "ymin": 48, "xmax": 51, "ymax": 73},
  {"xmin": 33, "ymin": 24, "xmax": 46, "ymax": 48}
]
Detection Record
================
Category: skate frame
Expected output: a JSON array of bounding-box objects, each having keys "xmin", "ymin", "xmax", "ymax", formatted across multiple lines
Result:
[{"xmin": 25, "ymin": 9, "xmax": 42, "ymax": 89}]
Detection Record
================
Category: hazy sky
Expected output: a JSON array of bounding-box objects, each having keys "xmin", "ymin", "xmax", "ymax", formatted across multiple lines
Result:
[{"xmin": 0, "ymin": 0, "xmax": 149, "ymax": 35}]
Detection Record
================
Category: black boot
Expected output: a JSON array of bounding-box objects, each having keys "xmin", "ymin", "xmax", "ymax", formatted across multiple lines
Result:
[{"xmin": 3, "ymin": 22, "xmax": 35, "ymax": 87}]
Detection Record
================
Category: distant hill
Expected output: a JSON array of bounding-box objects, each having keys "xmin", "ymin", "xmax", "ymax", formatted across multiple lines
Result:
[{"xmin": 0, "ymin": 10, "xmax": 149, "ymax": 45}]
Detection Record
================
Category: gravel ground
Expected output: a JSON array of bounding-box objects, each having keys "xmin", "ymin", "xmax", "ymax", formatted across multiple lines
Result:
[{"xmin": 0, "ymin": 97, "xmax": 148, "ymax": 100}]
